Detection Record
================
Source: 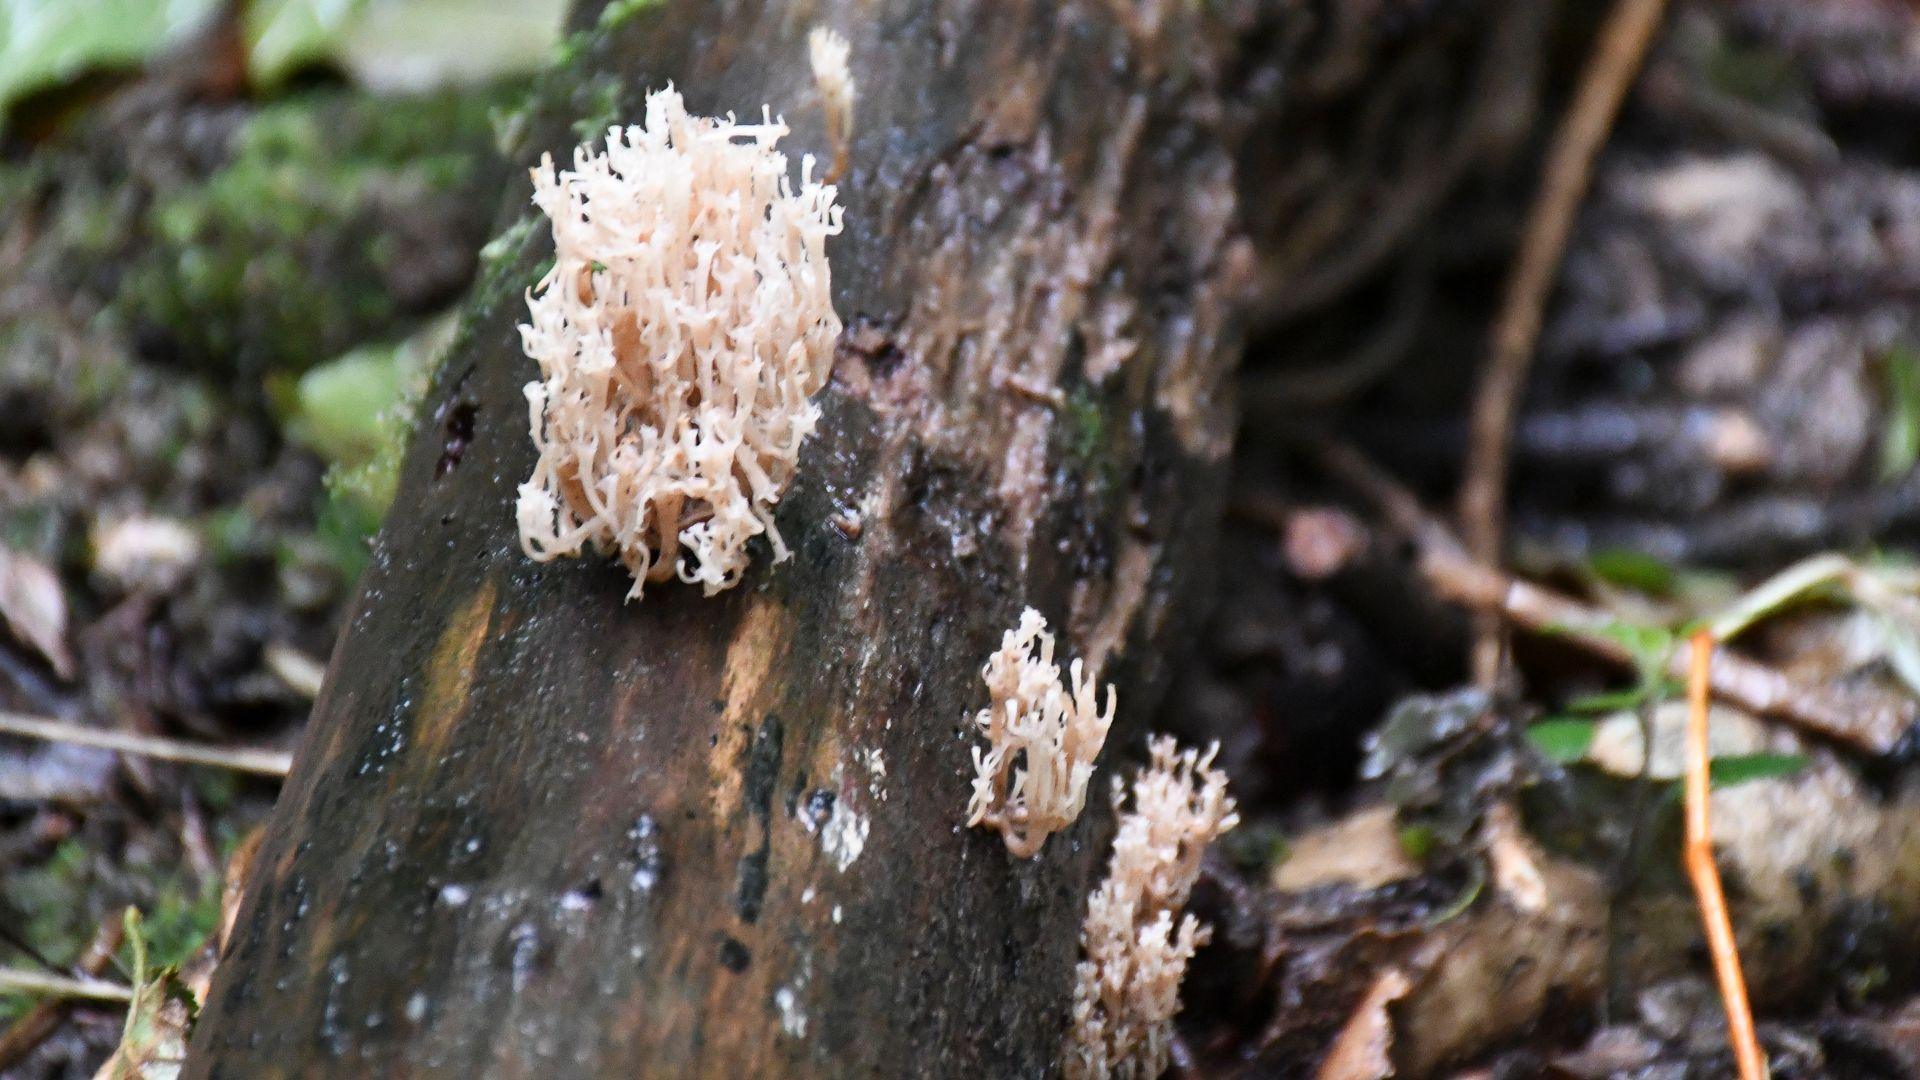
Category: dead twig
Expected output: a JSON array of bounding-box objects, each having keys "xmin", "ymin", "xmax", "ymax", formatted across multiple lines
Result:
[
  {"xmin": 0, "ymin": 968, "xmax": 133, "ymax": 1003},
  {"xmin": 1417, "ymin": 552, "xmax": 1908, "ymax": 753},
  {"xmin": 0, "ymin": 914, "xmax": 124, "ymax": 1071},
  {"xmin": 1307, "ymin": 440, "xmax": 1911, "ymax": 753},
  {"xmin": 1684, "ymin": 630, "xmax": 1767, "ymax": 1080},
  {"xmin": 0, "ymin": 711, "xmax": 292, "ymax": 777},
  {"xmin": 1457, "ymin": 0, "xmax": 1670, "ymax": 685}
]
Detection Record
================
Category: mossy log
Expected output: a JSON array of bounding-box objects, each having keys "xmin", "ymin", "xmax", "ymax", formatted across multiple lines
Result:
[{"xmin": 185, "ymin": 0, "xmax": 1552, "ymax": 1074}]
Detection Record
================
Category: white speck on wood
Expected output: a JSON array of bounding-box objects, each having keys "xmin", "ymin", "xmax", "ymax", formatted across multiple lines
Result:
[{"xmin": 821, "ymin": 797, "xmax": 869, "ymax": 872}]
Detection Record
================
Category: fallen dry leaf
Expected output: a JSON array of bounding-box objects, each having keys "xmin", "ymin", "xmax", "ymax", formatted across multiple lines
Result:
[
  {"xmin": 0, "ymin": 548, "xmax": 74, "ymax": 678},
  {"xmin": 1483, "ymin": 802, "xmax": 1547, "ymax": 913},
  {"xmin": 92, "ymin": 516, "xmax": 201, "ymax": 595},
  {"xmin": 1315, "ymin": 968, "xmax": 1412, "ymax": 1080},
  {"xmin": 1273, "ymin": 805, "xmax": 1421, "ymax": 893}
]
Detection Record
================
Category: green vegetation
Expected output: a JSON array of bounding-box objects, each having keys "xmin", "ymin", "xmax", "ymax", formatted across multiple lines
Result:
[
  {"xmin": 1524, "ymin": 718, "xmax": 1599, "ymax": 764},
  {"xmin": 1881, "ymin": 345, "xmax": 1920, "ymax": 482},
  {"xmin": 0, "ymin": 0, "xmax": 219, "ymax": 123},
  {"xmin": 116, "ymin": 88, "xmax": 501, "ymax": 378},
  {"xmin": 1585, "ymin": 548, "xmax": 1678, "ymax": 597},
  {"xmin": 1, "ymin": 0, "xmax": 566, "ymax": 125},
  {"xmin": 556, "ymin": 0, "xmax": 662, "ymax": 65},
  {"xmin": 0, "ymin": 835, "xmax": 224, "ymax": 1023},
  {"xmin": 284, "ymin": 317, "xmax": 450, "ymax": 560}
]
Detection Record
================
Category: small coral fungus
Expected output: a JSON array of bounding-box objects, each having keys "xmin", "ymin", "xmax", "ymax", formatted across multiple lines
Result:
[
  {"xmin": 967, "ymin": 608, "xmax": 1115, "ymax": 858},
  {"xmin": 516, "ymin": 86, "xmax": 843, "ymax": 599},
  {"xmin": 807, "ymin": 27, "xmax": 855, "ymax": 182},
  {"xmin": 1067, "ymin": 737, "xmax": 1238, "ymax": 1080}
]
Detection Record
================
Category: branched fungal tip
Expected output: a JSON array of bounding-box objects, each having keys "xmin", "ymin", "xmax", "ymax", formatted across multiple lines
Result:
[
  {"xmin": 967, "ymin": 608, "xmax": 1116, "ymax": 858},
  {"xmin": 516, "ymin": 86, "xmax": 843, "ymax": 600}
]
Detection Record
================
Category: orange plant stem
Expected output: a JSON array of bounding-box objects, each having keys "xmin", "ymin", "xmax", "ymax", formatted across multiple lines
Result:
[{"xmin": 1685, "ymin": 629, "xmax": 1767, "ymax": 1080}]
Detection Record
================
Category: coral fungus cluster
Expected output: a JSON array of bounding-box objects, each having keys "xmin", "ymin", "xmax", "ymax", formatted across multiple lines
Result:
[
  {"xmin": 516, "ymin": 86, "xmax": 843, "ymax": 599},
  {"xmin": 967, "ymin": 608, "xmax": 1117, "ymax": 858},
  {"xmin": 1067, "ymin": 737, "xmax": 1238, "ymax": 1080}
]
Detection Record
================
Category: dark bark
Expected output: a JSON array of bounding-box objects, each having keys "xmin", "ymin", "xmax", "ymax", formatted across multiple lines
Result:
[{"xmin": 184, "ymin": 0, "xmax": 1549, "ymax": 1075}]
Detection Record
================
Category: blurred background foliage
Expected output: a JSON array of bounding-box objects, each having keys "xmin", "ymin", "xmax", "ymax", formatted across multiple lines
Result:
[
  {"xmin": 0, "ymin": 0, "xmax": 570, "ymax": 1061},
  {"xmin": 1, "ymin": 0, "xmax": 569, "ymax": 119}
]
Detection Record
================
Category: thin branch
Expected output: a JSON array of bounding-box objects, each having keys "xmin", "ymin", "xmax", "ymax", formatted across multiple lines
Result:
[
  {"xmin": 1684, "ymin": 631, "xmax": 1768, "ymax": 1080},
  {"xmin": 1416, "ymin": 549, "xmax": 1909, "ymax": 754},
  {"xmin": 1307, "ymin": 440, "xmax": 1912, "ymax": 753},
  {"xmin": 0, "ymin": 914, "xmax": 124, "ymax": 1070},
  {"xmin": 1457, "ymin": 0, "xmax": 1671, "ymax": 685},
  {"xmin": 0, "ymin": 968, "xmax": 133, "ymax": 1003},
  {"xmin": 0, "ymin": 712, "xmax": 292, "ymax": 778}
]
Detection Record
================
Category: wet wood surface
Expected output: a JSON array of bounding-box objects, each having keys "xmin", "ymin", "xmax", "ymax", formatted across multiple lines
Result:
[{"xmin": 184, "ymin": 0, "xmax": 1544, "ymax": 1073}]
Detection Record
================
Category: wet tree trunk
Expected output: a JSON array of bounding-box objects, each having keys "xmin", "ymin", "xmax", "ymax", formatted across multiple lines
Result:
[{"xmin": 184, "ymin": 0, "xmax": 1550, "ymax": 1075}]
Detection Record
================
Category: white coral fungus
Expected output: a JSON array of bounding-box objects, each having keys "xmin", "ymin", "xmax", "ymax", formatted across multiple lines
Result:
[
  {"xmin": 1067, "ymin": 736, "xmax": 1238, "ymax": 1080},
  {"xmin": 807, "ymin": 28, "xmax": 855, "ymax": 180},
  {"xmin": 516, "ymin": 86, "xmax": 844, "ymax": 600},
  {"xmin": 967, "ymin": 608, "xmax": 1115, "ymax": 858}
]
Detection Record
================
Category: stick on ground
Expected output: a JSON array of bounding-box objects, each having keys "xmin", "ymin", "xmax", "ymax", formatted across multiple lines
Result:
[
  {"xmin": 1684, "ymin": 630, "xmax": 1767, "ymax": 1080},
  {"xmin": 0, "ymin": 712, "xmax": 292, "ymax": 777},
  {"xmin": 0, "ymin": 915, "xmax": 125, "ymax": 1071},
  {"xmin": 1306, "ymin": 439, "xmax": 1913, "ymax": 753},
  {"xmin": 0, "ymin": 969, "xmax": 133, "ymax": 1003},
  {"xmin": 1457, "ymin": 0, "xmax": 1671, "ymax": 685}
]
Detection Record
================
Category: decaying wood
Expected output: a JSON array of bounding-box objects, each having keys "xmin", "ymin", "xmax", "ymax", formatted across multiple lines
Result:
[
  {"xmin": 1228, "ymin": 744, "xmax": 1920, "ymax": 1075},
  {"xmin": 181, "ymin": 0, "xmax": 1559, "ymax": 1074},
  {"xmin": 186, "ymin": 2, "xmax": 1244, "ymax": 1075}
]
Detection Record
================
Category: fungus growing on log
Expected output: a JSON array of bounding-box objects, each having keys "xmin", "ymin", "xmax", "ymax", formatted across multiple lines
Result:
[
  {"xmin": 807, "ymin": 28, "xmax": 854, "ymax": 182},
  {"xmin": 1067, "ymin": 736, "xmax": 1238, "ymax": 1080},
  {"xmin": 515, "ymin": 86, "xmax": 843, "ymax": 599},
  {"xmin": 967, "ymin": 608, "xmax": 1116, "ymax": 858}
]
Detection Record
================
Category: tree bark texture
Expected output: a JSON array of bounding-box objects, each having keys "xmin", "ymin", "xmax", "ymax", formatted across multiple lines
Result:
[{"xmin": 185, "ymin": 0, "xmax": 1551, "ymax": 1074}]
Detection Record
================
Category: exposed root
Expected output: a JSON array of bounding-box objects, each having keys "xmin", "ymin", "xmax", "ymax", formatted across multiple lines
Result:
[{"xmin": 1684, "ymin": 630, "xmax": 1767, "ymax": 1080}]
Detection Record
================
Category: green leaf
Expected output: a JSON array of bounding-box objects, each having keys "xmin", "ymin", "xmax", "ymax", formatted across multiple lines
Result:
[
  {"xmin": 122, "ymin": 906, "xmax": 148, "ymax": 985},
  {"xmin": 0, "ymin": 0, "xmax": 563, "ymax": 129},
  {"xmin": 245, "ymin": 0, "xmax": 365, "ymax": 87},
  {"xmin": 1588, "ymin": 548, "xmax": 1678, "ymax": 596},
  {"xmin": 1546, "ymin": 617, "xmax": 1677, "ymax": 677},
  {"xmin": 1562, "ymin": 686, "xmax": 1647, "ymax": 715},
  {"xmin": 1396, "ymin": 824, "xmax": 1436, "ymax": 863},
  {"xmin": 1562, "ymin": 677, "xmax": 1684, "ymax": 716},
  {"xmin": 1707, "ymin": 553, "xmax": 1855, "ymax": 643},
  {"xmin": 595, "ymin": 0, "xmax": 660, "ymax": 29},
  {"xmin": 334, "ymin": 0, "xmax": 568, "ymax": 92},
  {"xmin": 1568, "ymin": 620, "xmax": 1677, "ymax": 684},
  {"xmin": 246, "ymin": 0, "xmax": 568, "ymax": 91},
  {"xmin": 0, "ymin": 0, "xmax": 220, "ymax": 123},
  {"xmin": 289, "ymin": 341, "xmax": 413, "ymax": 467},
  {"xmin": 1658, "ymin": 752, "xmax": 1812, "ymax": 807},
  {"xmin": 1882, "ymin": 345, "xmax": 1920, "ymax": 482},
  {"xmin": 1708, "ymin": 752, "xmax": 1809, "ymax": 789},
  {"xmin": 108, "ymin": 907, "xmax": 197, "ymax": 1079},
  {"xmin": 1527, "ymin": 718, "xmax": 1598, "ymax": 764}
]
